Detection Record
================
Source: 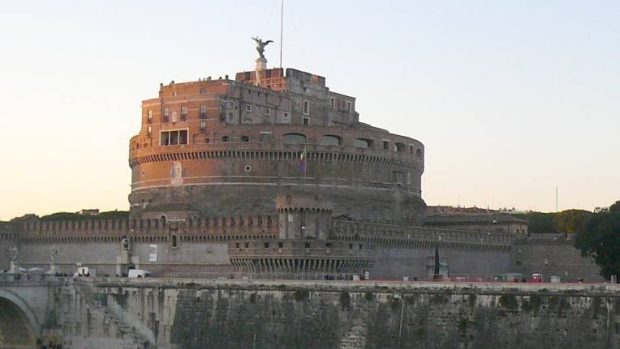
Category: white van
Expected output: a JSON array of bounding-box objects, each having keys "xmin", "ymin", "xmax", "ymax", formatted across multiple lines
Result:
[{"xmin": 128, "ymin": 269, "xmax": 151, "ymax": 278}]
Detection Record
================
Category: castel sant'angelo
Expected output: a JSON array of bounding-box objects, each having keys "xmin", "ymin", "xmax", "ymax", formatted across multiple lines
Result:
[{"xmin": 0, "ymin": 40, "xmax": 602, "ymax": 281}]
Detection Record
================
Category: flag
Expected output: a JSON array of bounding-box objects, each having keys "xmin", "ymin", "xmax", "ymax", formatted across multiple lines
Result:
[{"xmin": 298, "ymin": 144, "xmax": 307, "ymax": 176}]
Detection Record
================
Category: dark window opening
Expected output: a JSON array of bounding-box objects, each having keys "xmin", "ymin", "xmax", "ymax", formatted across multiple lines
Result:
[{"xmin": 240, "ymin": 136, "xmax": 249, "ymax": 142}]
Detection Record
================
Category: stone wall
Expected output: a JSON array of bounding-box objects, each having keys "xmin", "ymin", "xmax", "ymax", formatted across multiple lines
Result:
[
  {"xmin": 373, "ymin": 246, "xmax": 511, "ymax": 280},
  {"xmin": 17, "ymin": 241, "xmax": 233, "ymax": 277},
  {"xmin": 511, "ymin": 236, "xmax": 604, "ymax": 282},
  {"xmin": 91, "ymin": 280, "xmax": 620, "ymax": 349}
]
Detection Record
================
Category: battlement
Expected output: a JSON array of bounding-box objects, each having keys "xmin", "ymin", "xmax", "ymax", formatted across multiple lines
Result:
[{"xmin": 330, "ymin": 220, "xmax": 514, "ymax": 249}]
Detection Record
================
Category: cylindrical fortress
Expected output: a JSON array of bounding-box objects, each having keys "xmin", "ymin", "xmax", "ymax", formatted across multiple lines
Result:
[{"xmin": 128, "ymin": 67, "xmax": 426, "ymax": 225}]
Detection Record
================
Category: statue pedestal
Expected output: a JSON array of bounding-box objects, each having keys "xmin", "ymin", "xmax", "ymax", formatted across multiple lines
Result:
[
  {"xmin": 256, "ymin": 57, "xmax": 267, "ymax": 71},
  {"xmin": 9, "ymin": 261, "xmax": 17, "ymax": 274},
  {"xmin": 47, "ymin": 263, "xmax": 59, "ymax": 275}
]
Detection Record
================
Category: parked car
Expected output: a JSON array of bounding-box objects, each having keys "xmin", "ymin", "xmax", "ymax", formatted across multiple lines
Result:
[
  {"xmin": 128, "ymin": 269, "xmax": 151, "ymax": 278},
  {"xmin": 529, "ymin": 273, "xmax": 543, "ymax": 283}
]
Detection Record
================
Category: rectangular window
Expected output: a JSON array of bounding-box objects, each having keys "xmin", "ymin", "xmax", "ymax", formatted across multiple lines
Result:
[
  {"xmin": 200, "ymin": 104, "xmax": 207, "ymax": 118},
  {"xmin": 147, "ymin": 126, "xmax": 152, "ymax": 136},
  {"xmin": 330, "ymin": 97, "xmax": 336, "ymax": 109},
  {"xmin": 346, "ymin": 101, "xmax": 352, "ymax": 112},
  {"xmin": 259, "ymin": 132, "xmax": 272, "ymax": 142},
  {"xmin": 171, "ymin": 111, "xmax": 178, "ymax": 123},
  {"xmin": 163, "ymin": 108, "xmax": 170, "ymax": 122},
  {"xmin": 160, "ymin": 130, "xmax": 189, "ymax": 146},
  {"xmin": 383, "ymin": 140, "xmax": 389, "ymax": 150},
  {"xmin": 181, "ymin": 106, "xmax": 187, "ymax": 116},
  {"xmin": 245, "ymin": 105, "xmax": 252, "ymax": 112},
  {"xmin": 303, "ymin": 100, "xmax": 310, "ymax": 115},
  {"xmin": 147, "ymin": 110, "xmax": 153, "ymax": 123},
  {"xmin": 200, "ymin": 120, "xmax": 207, "ymax": 131},
  {"xmin": 265, "ymin": 108, "xmax": 271, "ymax": 116},
  {"xmin": 303, "ymin": 117, "xmax": 309, "ymax": 125}
]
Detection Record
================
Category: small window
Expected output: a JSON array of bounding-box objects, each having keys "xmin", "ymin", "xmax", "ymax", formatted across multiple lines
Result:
[
  {"xmin": 245, "ymin": 105, "xmax": 252, "ymax": 112},
  {"xmin": 278, "ymin": 242, "xmax": 283, "ymax": 248},
  {"xmin": 147, "ymin": 126, "xmax": 152, "ymax": 136},
  {"xmin": 240, "ymin": 136, "xmax": 249, "ymax": 142},
  {"xmin": 330, "ymin": 97, "xmax": 336, "ymax": 109},
  {"xmin": 235, "ymin": 242, "xmax": 240, "ymax": 249},
  {"xmin": 200, "ymin": 120, "xmax": 207, "ymax": 131},
  {"xmin": 264, "ymin": 242, "xmax": 270, "ymax": 249},
  {"xmin": 244, "ymin": 242, "xmax": 249, "ymax": 248},
  {"xmin": 303, "ymin": 117, "xmax": 309, "ymax": 125},
  {"xmin": 222, "ymin": 136, "xmax": 230, "ymax": 142},
  {"xmin": 349, "ymin": 243, "xmax": 353, "ymax": 250},
  {"xmin": 181, "ymin": 106, "xmax": 187, "ymax": 116},
  {"xmin": 171, "ymin": 235, "xmax": 178, "ymax": 248},
  {"xmin": 259, "ymin": 132, "xmax": 272, "ymax": 142},
  {"xmin": 346, "ymin": 101, "xmax": 352, "ymax": 112},
  {"xmin": 147, "ymin": 110, "xmax": 153, "ymax": 123},
  {"xmin": 416, "ymin": 148, "xmax": 423, "ymax": 159},
  {"xmin": 283, "ymin": 133, "xmax": 307, "ymax": 145},
  {"xmin": 200, "ymin": 104, "xmax": 207, "ymax": 117},
  {"xmin": 359, "ymin": 244, "xmax": 363, "ymax": 249},
  {"xmin": 353, "ymin": 138, "xmax": 373, "ymax": 149},
  {"xmin": 163, "ymin": 108, "xmax": 170, "ymax": 122},
  {"xmin": 303, "ymin": 100, "xmax": 310, "ymax": 115},
  {"xmin": 304, "ymin": 242, "xmax": 310, "ymax": 249},
  {"xmin": 395, "ymin": 142, "xmax": 406, "ymax": 153},
  {"xmin": 265, "ymin": 108, "xmax": 271, "ymax": 116},
  {"xmin": 383, "ymin": 140, "xmax": 389, "ymax": 150},
  {"xmin": 319, "ymin": 135, "xmax": 341, "ymax": 146}
]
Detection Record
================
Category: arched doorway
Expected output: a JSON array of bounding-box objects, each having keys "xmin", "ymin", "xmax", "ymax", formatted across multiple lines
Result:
[{"xmin": 0, "ymin": 292, "xmax": 38, "ymax": 349}]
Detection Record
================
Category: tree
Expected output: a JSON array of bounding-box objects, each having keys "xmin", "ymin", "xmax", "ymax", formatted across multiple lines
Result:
[
  {"xmin": 574, "ymin": 201, "xmax": 620, "ymax": 281},
  {"xmin": 554, "ymin": 209, "xmax": 593, "ymax": 234}
]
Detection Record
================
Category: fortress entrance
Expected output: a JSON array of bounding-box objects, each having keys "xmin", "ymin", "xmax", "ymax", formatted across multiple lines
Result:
[{"xmin": 0, "ymin": 297, "xmax": 37, "ymax": 349}]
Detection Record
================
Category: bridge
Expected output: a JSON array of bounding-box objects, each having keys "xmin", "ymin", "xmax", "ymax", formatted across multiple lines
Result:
[{"xmin": 1, "ymin": 274, "xmax": 620, "ymax": 349}]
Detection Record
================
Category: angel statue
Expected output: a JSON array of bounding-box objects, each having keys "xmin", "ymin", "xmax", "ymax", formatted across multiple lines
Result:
[
  {"xmin": 10, "ymin": 246, "xmax": 18, "ymax": 262},
  {"xmin": 252, "ymin": 36, "xmax": 273, "ymax": 60}
]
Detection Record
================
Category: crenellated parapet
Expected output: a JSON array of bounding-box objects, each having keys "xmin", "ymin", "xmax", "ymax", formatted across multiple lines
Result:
[
  {"xmin": 17, "ymin": 215, "xmax": 279, "ymax": 243},
  {"xmin": 330, "ymin": 219, "xmax": 513, "ymax": 250}
]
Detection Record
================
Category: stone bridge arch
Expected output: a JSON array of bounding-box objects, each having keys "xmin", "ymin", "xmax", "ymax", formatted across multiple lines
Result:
[{"xmin": 0, "ymin": 289, "xmax": 40, "ymax": 349}]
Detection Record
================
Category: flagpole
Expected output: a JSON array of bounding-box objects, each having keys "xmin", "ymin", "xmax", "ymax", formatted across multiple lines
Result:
[{"xmin": 279, "ymin": 0, "xmax": 284, "ymax": 68}]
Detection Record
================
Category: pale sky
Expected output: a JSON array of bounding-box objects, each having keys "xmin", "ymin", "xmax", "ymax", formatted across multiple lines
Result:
[{"xmin": 0, "ymin": 1, "xmax": 618, "ymax": 220}]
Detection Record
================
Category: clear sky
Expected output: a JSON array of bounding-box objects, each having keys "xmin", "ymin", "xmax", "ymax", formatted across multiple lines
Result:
[{"xmin": 0, "ymin": 1, "xmax": 618, "ymax": 220}]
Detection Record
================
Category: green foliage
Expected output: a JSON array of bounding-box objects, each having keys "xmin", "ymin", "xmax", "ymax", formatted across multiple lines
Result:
[
  {"xmin": 293, "ymin": 289, "xmax": 310, "ymax": 302},
  {"xmin": 517, "ymin": 212, "xmax": 558, "ymax": 234},
  {"xmin": 554, "ymin": 209, "xmax": 593, "ymax": 234},
  {"xmin": 339, "ymin": 291, "xmax": 351, "ymax": 310},
  {"xmin": 498, "ymin": 294, "xmax": 518, "ymax": 309},
  {"xmin": 575, "ymin": 201, "xmax": 620, "ymax": 280}
]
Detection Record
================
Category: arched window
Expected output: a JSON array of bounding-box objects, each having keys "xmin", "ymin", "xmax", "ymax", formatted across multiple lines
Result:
[
  {"xmin": 395, "ymin": 142, "xmax": 406, "ymax": 153},
  {"xmin": 416, "ymin": 148, "xmax": 423, "ymax": 159},
  {"xmin": 319, "ymin": 135, "xmax": 341, "ymax": 146},
  {"xmin": 353, "ymin": 138, "xmax": 373, "ymax": 149},
  {"xmin": 283, "ymin": 133, "xmax": 306, "ymax": 145}
]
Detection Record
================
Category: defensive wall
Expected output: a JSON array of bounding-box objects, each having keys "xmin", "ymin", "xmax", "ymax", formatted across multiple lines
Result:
[
  {"xmin": 7, "ymin": 216, "xmax": 520, "ymax": 279},
  {"xmin": 2, "ymin": 276, "xmax": 620, "ymax": 349},
  {"xmin": 512, "ymin": 234, "xmax": 604, "ymax": 282}
]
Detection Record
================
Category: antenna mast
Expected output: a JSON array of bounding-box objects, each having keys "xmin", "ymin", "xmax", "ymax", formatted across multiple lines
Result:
[{"xmin": 279, "ymin": 0, "xmax": 284, "ymax": 68}]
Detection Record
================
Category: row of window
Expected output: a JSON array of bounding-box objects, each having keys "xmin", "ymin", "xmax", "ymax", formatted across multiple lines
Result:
[
  {"xmin": 155, "ymin": 130, "xmax": 422, "ymax": 157},
  {"xmin": 147, "ymin": 98, "xmax": 353, "ymax": 125}
]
